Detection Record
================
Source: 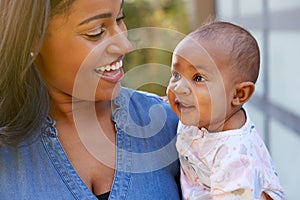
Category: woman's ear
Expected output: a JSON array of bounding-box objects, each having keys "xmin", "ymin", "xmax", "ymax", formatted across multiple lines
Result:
[{"xmin": 232, "ymin": 81, "xmax": 255, "ymax": 106}]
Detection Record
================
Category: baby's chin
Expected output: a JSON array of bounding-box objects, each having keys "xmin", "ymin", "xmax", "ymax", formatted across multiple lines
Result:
[{"xmin": 179, "ymin": 117, "xmax": 200, "ymax": 127}]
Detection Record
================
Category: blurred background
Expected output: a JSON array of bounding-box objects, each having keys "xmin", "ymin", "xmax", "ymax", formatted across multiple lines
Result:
[{"xmin": 122, "ymin": 0, "xmax": 300, "ymax": 199}]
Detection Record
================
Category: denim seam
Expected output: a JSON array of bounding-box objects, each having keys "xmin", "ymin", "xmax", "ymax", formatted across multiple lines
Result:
[{"xmin": 42, "ymin": 133, "xmax": 96, "ymax": 200}]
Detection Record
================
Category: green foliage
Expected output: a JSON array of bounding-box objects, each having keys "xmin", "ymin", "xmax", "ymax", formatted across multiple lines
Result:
[
  {"xmin": 124, "ymin": 0, "xmax": 190, "ymax": 31},
  {"xmin": 123, "ymin": 0, "xmax": 191, "ymax": 96}
]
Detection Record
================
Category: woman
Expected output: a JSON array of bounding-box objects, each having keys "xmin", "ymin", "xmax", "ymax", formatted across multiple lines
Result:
[{"xmin": 0, "ymin": 0, "xmax": 180, "ymax": 199}]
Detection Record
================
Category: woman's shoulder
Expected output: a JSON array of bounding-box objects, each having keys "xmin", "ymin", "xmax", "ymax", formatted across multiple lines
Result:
[
  {"xmin": 120, "ymin": 87, "xmax": 166, "ymax": 102},
  {"xmin": 118, "ymin": 87, "xmax": 174, "ymax": 111},
  {"xmin": 113, "ymin": 87, "xmax": 178, "ymax": 128}
]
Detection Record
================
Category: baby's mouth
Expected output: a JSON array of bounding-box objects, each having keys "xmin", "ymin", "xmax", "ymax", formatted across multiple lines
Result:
[{"xmin": 175, "ymin": 99, "xmax": 195, "ymax": 111}]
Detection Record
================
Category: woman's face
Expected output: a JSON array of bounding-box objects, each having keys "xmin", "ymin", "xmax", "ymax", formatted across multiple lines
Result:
[{"xmin": 36, "ymin": 0, "xmax": 132, "ymax": 101}]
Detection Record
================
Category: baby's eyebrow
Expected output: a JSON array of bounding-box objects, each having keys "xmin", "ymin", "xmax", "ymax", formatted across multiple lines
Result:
[{"xmin": 193, "ymin": 64, "xmax": 218, "ymax": 75}]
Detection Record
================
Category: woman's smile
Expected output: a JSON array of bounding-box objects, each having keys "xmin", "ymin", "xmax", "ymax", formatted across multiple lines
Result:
[{"xmin": 94, "ymin": 59, "xmax": 124, "ymax": 83}]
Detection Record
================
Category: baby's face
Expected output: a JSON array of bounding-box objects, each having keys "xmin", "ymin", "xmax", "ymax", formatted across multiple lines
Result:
[{"xmin": 167, "ymin": 37, "xmax": 237, "ymax": 131}]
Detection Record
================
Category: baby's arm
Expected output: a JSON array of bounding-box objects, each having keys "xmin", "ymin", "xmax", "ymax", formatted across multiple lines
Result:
[{"xmin": 210, "ymin": 152, "xmax": 265, "ymax": 199}]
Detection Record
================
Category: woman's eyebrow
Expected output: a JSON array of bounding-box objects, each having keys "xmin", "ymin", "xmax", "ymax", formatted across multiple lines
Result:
[{"xmin": 78, "ymin": 13, "xmax": 112, "ymax": 26}]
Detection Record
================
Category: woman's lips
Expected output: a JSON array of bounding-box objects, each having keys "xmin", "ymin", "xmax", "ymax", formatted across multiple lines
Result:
[
  {"xmin": 94, "ymin": 59, "xmax": 124, "ymax": 83},
  {"xmin": 95, "ymin": 60, "xmax": 123, "ymax": 73}
]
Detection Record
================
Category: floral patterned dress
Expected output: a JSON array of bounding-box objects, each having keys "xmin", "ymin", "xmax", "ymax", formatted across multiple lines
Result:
[{"xmin": 176, "ymin": 110, "xmax": 285, "ymax": 200}]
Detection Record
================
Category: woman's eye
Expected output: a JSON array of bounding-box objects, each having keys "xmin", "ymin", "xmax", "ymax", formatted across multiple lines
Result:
[
  {"xmin": 116, "ymin": 13, "xmax": 126, "ymax": 25},
  {"xmin": 172, "ymin": 71, "xmax": 181, "ymax": 80},
  {"xmin": 85, "ymin": 28, "xmax": 106, "ymax": 40},
  {"xmin": 193, "ymin": 75, "xmax": 205, "ymax": 82}
]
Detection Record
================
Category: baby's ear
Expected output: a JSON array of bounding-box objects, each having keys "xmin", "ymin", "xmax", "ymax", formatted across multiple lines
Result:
[{"xmin": 232, "ymin": 82, "xmax": 255, "ymax": 106}]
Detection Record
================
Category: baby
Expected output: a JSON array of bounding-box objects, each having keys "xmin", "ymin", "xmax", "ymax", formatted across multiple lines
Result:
[{"xmin": 167, "ymin": 21, "xmax": 285, "ymax": 199}]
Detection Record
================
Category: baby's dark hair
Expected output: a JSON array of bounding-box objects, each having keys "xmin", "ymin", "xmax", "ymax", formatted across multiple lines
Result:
[{"xmin": 190, "ymin": 21, "xmax": 260, "ymax": 83}]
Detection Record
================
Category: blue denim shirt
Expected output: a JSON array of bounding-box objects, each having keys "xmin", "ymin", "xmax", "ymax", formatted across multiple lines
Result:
[{"xmin": 0, "ymin": 88, "xmax": 181, "ymax": 200}]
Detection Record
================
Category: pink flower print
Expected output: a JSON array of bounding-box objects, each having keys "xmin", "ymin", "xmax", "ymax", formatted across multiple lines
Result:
[
  {"xmin": 222, "ymin": 155, "xmax": 253, "ymax": 184},
  {"xmin": 239, "ymin": 144, "xmax": 248, "ymax": 155}
]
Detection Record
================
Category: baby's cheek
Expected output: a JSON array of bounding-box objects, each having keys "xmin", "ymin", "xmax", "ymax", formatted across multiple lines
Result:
[
  {"xmin": 166, "ymin": 88, "xmax": 175, "ymax": 101},
  {"xmin": 167, "ymin": 81, "xmax": 175, "ymax": 92}
]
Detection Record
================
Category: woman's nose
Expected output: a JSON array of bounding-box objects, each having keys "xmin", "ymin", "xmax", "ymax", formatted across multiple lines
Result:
[{"xmin": 107, "ymin": 29, "xmax": 133, "ymax": 55}]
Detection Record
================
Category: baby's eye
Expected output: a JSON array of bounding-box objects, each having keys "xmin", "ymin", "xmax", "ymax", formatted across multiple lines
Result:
[
  {"xmin": 193, "ymin": 75, "xmax": 206, "ymax": 82},
  {"xmin": 172, "ymin": 71, "xmax": 181, "ymax": 80}
]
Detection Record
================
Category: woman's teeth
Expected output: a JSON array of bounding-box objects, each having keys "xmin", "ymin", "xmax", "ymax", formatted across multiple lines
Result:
[{"xmin": 95, "ymin": 60, "xmax": 123, "ymax": 72}]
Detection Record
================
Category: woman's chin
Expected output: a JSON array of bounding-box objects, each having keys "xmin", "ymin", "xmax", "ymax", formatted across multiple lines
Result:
[{"xmin": 95, "ymin": 83, "xmax": 121, "ymax": 101}]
